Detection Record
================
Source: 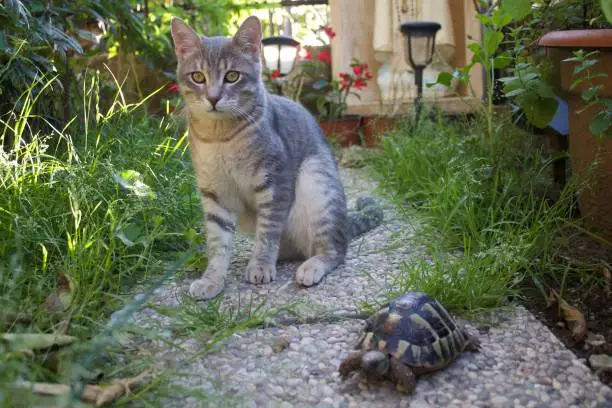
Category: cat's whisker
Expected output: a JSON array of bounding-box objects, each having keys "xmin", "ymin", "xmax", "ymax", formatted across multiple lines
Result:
[{"xmin": 232, "ymin": 107, "xmax": 259, "ymax": 128}]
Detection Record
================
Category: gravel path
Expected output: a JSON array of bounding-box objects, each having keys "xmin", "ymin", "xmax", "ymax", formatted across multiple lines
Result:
[{"xmin": 132, "ymin": 167, "xmax": 612, "ymax": 408}]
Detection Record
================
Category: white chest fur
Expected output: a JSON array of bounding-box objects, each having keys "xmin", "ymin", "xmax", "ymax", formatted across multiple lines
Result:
[{"xmin": 188, "ymin": 134, "xmax": 258, "ymax": 217}]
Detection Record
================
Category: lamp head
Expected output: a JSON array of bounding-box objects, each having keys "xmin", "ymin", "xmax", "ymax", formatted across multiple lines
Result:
[
  {"xmin": 399, "ymin": 21, "xmax": 441, "ymax": 69},
  {"xmin": 261, "ymin": 36, "xmax": 300, "ymax": 77}
]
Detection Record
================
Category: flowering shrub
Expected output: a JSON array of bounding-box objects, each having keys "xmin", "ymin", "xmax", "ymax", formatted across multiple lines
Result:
[
  {"xmin": 296, "ymin": 25, "xmax": 334, "ymax": 65},
  {"xmin": 308, "ymin": 58, "xmax": 373, "ymax": 120},
  {"xmin": 280, "ymin": 25, "xmax": 372, "ymax": 120},
  {"xmin": 277, "ymin": 25, "xmax": 335, "ymax": 106}
]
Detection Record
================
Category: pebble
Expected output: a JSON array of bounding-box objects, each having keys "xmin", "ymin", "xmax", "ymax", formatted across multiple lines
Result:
[
  {"xmin": 590, "ymin": 354, "xmax": 612, "ymax": 372},
  {"xmin": 491, "ymin": 396, "xmax": 509, "ymax": 405},
  {"xmin": 321, "ymin": 384, "xmax": 335, "ymax": 398},
  {"xmin": 270, "ymin": 385, "xmax": 284, "ymax": 396},
  {"xmin": 301, "ymin": 336, "xmax": 315, "ymax": 345}
]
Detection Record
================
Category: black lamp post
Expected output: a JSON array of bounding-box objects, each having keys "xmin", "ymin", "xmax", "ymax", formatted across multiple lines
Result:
[
  {"xmin": 399, "ymin": 21, "xmax": 441, "ymax": 124},
  {"xmin": 261, "ymin": 36, "xmax": 300, "ymax": 95}
]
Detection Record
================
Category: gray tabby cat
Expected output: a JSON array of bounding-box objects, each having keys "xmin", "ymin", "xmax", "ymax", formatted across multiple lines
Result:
[{"xmin": 170, "ymin": 15, "xmax": 383, "ymax": 300}]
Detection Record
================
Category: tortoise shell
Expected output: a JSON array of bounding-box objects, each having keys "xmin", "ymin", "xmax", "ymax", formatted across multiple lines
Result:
[{"xmin": 356, "ymin": 292, "xmax": 471, "ymax": 371}]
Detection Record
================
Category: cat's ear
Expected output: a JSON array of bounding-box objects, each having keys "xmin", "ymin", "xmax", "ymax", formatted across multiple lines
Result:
[
  {"xmin": 232, "ymin": 16, "xmax": 262, "ymax": 60},
  {"xmin": 170, "ymin": 17, "xmax": 201, "ymax": 59}
]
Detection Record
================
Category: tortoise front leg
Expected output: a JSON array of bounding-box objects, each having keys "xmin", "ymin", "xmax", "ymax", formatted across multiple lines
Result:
[
  {"xmin": 338, "ymin": 351, "xmax": 365, "ymax": 379},
  {"xmin": 388, "ymin": 357, "xmax": 417, "ymax": 394}
]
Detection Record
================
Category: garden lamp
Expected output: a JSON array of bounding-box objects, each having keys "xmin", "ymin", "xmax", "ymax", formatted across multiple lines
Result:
[
  {"xmin": 261, "ymin": 35, "xmax": 300, "ymax": 94},
  {"xmin": 400, "ymin": 21, "xmax": 441, "ymax": 127}
]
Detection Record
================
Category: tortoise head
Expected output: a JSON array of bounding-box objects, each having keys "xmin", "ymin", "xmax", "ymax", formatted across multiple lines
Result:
[
  {"xmin": 463, "ymin": 329, "xmax": 481, "ymax": 352},
  {"xmin": 361, "ymin": 351, "xmax": 389, "ymax": 378}
]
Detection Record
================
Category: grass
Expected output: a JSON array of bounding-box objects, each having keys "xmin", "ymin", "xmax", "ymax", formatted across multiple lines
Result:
[
  {"xmin": 0, "ymin": 75, "xmax": 285, "ymax": 407},
  {"xmin": 366, "ymin": 109, "xmax": 590, "ymax": 315},
  {"xmin": 1, "ymin": 75, "xmax": 202, "ymax": 326},
  {"xmin": 152, "ymin": 293, "xmax": 301, "ymax": 339}
]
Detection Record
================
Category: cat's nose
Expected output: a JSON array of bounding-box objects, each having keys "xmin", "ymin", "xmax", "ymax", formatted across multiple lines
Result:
[{"xmin": 206, "ymin": 96, "xmax": 220, "ymax": 109}]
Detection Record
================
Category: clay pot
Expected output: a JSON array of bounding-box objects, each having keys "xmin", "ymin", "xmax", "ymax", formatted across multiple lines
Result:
[
  {"xmin": 362, "ymin": 116, "xmax": 401, "ymax": 147},
  {"xmin": 539, "ymin": 29, "xmax": 612, "ymax": 238},
  {"xmin": 318, "ymin": 115, "xmax": 363, "ymax": 147}
]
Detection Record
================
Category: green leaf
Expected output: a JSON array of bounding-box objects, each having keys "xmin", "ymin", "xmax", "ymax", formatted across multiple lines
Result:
[
  {"xmin": 602, "ymin": 0, "xmax": 612, "ymax": 24},
  {"xmin": 492, "ymin": 10, "xmax": 513, "ymax": 28},
  {"xmin": 582, "ymin": 85, "xmax": 604, "ymax": 102},
  {"xmin": 536, "ymin": 81, "xmax": 556, "ymax": 99},
  {"xmin": 467, "ymin": 43, "xmax": 482, "ymax": 53},
  {"xmin": 502, "ymin": 0, "xmax": 533, "ymax": 21},
  {"xmin": 434, "ymin": 72, "xmax": 454, "ymax": 87},
  {"xmin": 505, "ymin": 88, "xmax": 526, "ymax": 98},
  {"xmin": 521, "ymin": 72, "xmax": 540, "ymax": 83},
  {"xmin": 476, "ymin": 14, "xmax": 492, "ymax": 25},
  {"xmin": 483, "ymin": 27, "xmax": 504, "ymax": 56},
  {"xmin": 493, "ymin": 53, "xmax": 512, "ymax": 69},
  {"xmin": 115, "ymin": 224, "xmax": 143, "ymax": 247},
  {"xmin": 589, "ymin": 111, "xmax": 611, "ymax": 135},
  {"xmin": 574, "ymin": 59, "xmax": 599, "ymax": 75},
  {"xmin": 472, "ymin": 50, "xmax": 486, "ymax": 65},
  {"xmin": 519, "ymin": 95, "xmax": 558, "ymax": 129},
  {"xmin": 498, "ymin": 76, "xmax": 519, "ymax": 84}
]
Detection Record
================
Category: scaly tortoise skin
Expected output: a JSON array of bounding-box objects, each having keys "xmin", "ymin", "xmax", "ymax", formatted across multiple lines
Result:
[{"xmin": 338, "ymin": 292, "xmax": 480, "ymax": 394}]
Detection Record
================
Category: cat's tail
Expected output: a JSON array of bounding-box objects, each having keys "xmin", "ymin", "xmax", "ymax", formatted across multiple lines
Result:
[{"xmin": 348, "ymin": 196, "xmax": 384, "ymax": 240}]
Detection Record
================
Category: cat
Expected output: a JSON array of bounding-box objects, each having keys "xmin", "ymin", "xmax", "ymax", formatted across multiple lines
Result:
[{"xmin": 170, "ymin": 15, "xmax": 383, "ymax": 300}]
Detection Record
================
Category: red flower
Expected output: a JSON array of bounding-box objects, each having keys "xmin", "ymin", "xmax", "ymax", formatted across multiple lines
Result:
[
  {"xmin": 270, "ymin": 69, "xmax": 281, "ymax": 79},
  {"xmin": 354, "ymin": 78, "xmax": 368, "ymax": 90},
  {"xmin": 365, "ymin": 71, "xmax": 373, "ymax": 80},
  {"xmin": 353, "ymin": 65, "xmax": 363, "ymax": 76},
  {"xmin": 317, "ymin": 49, "xmax": 331, "ymax": 64},
  {"xmin": 322, "ymin": 26, "xmax": 336, "ymax": 39},
  {"xmin": 299, "ymin": 47, "xmax": 312, "ymax": 60},
  {"xmin": 168, "ymin": 82, "xmax": 179, "ymax": 93}
]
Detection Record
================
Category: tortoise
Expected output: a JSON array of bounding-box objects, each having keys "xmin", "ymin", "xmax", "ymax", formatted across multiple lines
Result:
[{"xmin": 338, "ymin": 292, "xmax": 480, "ymax": 393}]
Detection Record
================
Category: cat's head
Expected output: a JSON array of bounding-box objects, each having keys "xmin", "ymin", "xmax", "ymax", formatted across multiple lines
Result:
[{"xmin": 170, "ymin": 16, "xmax": 264, "ymax": 119}]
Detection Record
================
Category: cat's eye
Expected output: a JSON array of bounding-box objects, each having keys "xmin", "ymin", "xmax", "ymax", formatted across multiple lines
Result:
[
  {"xmin": 224, "ymin": 71, "xmax": 240, "ymax": 83},
  {"xmin": 191, "ymin": 72, "xmax": 206, "ymax": 84}
]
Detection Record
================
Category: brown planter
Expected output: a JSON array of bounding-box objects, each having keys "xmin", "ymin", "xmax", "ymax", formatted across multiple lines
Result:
[
  {"xmin": 318, "ymin": 115, "xmax": 363, "ymax": 147},
  {"xmin": 539, "ymin": 29, "xmax": 612, "ymax": 238},
  {"xmin": 362, "ymin": 116, "xmax": 401, "ymax": 147}
]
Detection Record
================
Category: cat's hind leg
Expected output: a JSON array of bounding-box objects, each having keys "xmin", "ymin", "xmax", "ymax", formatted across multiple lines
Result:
[{"xmin": 288, "ymin": 155, "xmax": 349, "ymax": 287}]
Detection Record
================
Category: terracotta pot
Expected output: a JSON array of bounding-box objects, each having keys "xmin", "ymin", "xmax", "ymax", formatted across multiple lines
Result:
[
  {"xmin": 362, "ymin": 116, "xmax": 401, "ymax": 147},
  {"xmin": 318, "ymin": 115, "xmax": 363, "ymax": 147},
  {"xmin": 539, "ymin": 29, "xmax": 612, "ymax": 238}
]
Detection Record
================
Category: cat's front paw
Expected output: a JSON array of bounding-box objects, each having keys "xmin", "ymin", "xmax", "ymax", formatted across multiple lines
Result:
[
  {"xmin": 295, "ymin": 257, "xmax": 328, "ymax": 287},
  {"xmin": 189, "ymin": 276, "xmax": 225, "ymax": 300},
  {"xmin": 245, "ymin": 262, "xmax": 276, "ymax": 284}
]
